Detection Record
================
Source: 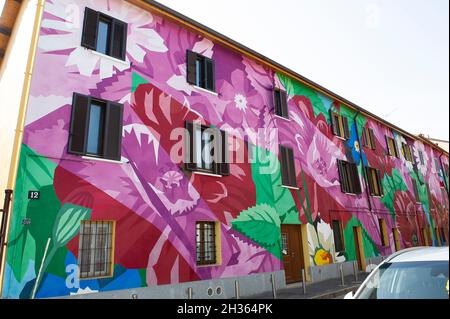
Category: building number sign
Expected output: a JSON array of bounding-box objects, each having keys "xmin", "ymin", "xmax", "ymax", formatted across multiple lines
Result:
[{"xmin": 28, "ymin": 191, "xmax": 40, "ymax": 200}]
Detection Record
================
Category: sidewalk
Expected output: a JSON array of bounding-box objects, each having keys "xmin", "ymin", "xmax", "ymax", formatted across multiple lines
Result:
[{"xmin": 246, "ymin": 273, "xmax": 370, "ymax": 299}]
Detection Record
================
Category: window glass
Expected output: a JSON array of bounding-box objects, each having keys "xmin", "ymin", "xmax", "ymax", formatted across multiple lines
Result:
[
  {"xmin": 356, "ymin": 261, "xmax": 449, "ymax": 299},
  {"xmin": 96, "ymin": 19, "xmax": 111, "ymax": 55},
  {"xmin": 86, "ymin": 102, "xmax": 105, "ymax": 155}
]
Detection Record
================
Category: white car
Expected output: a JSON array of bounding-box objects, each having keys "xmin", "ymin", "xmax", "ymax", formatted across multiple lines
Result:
[{"xmin": 345, "ymin": 247, "xmax": 449, "ymax": 299}]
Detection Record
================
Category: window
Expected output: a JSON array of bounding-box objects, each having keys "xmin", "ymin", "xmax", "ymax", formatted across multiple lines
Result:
[
  {"xmin": 441, "ymin": 188, "xmax": 448, "ymax": 209},
  {"xmin": 280, "ymin": 145, "xmax": 297, "ymax": 188},
  {"xmin": 185, "ymin": 122, "xmax": 229, "ymax": 176},
  {"xmin": 379, "ymin": 219, "xmax": 388, "ymax": 247},
  {"xmin": 68, "ymin": 93, "xmax": 124, "ymax": 161},
  {"xmin": 439, "ymin": 228, "xmax": 447, "ymax": 246},
  {"xmin": 332, "ymin": 220, "xmax": 345, "ymax": 253},
  {"xmin": 401, "ymin": 143, "xmax": 413, "ymax": 162},
  {"xmin": 337, "ymin": 160, "xmax": 362, "ymax": 194},
  {"xmin": 366, "ymin": 167, "xmax": 383, "ymax": 197},
  {"xmin": 393, "ymin": 228, "xmax": 401, "ymax": 251},
  {"xmin": 412, "ymin": 179, "xmax": 420, "ymax": 203},
  {"xmin": 418, "ymin": 151, "xmax": 425, "ymax": 165},
  {"xmin": 330, "ymin": 111, "xmax": 350, "ymax": 140},
  {"xmin": 186, "ymin": 51, "xmax": 215, "ymax": 91},
  {"xmin": 274, "ymin": 88, "xmax": 289, "ymax": 119},
  {"xmin": 196, "ymin": 222, "xmax": 218, "ymax": 266},
  {"xmin": 422, "ymin": 227, "xmax": 429, "ymax": 246},
  {"xmin": 78, "ymin": 221, "xmax": 114, "ymax": 279},
  {"xmin": 362, "ymin": 127, "xmax": 376, "ymax": 150},
  {"xmin": 386, "ymin": 136, "xmax": 399, "ymax": 158},
  {"xmin": 81, "ymin": 8, "xmax": 127, "ymax": 60}
]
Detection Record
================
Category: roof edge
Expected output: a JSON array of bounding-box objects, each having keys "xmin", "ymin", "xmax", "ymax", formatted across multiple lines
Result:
[{"xmin": 134, "ymin": 0, "xmax": 448, "ymax": 156}]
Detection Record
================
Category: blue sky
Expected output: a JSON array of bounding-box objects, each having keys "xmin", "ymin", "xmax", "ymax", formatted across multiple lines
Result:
[
  {"xmin": 157, "ymin": 0, "xmax": 449, "ymax": 140},
  {"xmin": 1, "ymin": 0, "xmax": 448, "ymax": 139}
]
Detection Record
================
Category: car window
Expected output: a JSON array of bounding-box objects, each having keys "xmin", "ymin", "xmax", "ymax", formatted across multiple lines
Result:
[{"xmin": 357, "ymin": 261, "xmax": 449, "ymax": 299}]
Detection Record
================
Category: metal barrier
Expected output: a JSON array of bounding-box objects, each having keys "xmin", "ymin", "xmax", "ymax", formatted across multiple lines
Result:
[
  {"xmin": 187, "ymin": 287, "xmax": 193, "ymax": 299},
  {"xmin": 235, "ymin": 280, "xmax": 240, "ymax": 300},
  {"xmin": 301, "ymin": 269, "xmax": 306, "ymax": 295},
  {"xmin": 271, "ymin": 273, "xmax": 277, "ymax": 299},
  {"xmin": 353, "ymin": 260, "xmax": 359, "ymax": 282},
  {"xmin": 339, "ymin": 264, "xmax": 345, "ymax": 286}
]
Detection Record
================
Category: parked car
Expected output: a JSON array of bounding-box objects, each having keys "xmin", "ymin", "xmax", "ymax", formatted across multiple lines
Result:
[{"xmin": 345, "ymin": 247, "xmax": 449, "ymax": 299}]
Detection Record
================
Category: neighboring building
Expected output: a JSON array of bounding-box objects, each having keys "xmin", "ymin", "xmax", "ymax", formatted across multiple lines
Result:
[
  {"xmin": 0, "ymin": 0, "xmax": 448, "ymax": 299},
  {"xmin": 419, "ymin": 135, "xmax": 449, "ymax": 153}
]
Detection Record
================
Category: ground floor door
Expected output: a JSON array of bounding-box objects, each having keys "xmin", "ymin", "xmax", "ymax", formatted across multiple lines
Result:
[
  {"xmin": 353, "ymin": 226, "xmax": 366, "ymax": 271},
  {"xmin": 281, "ymin": 224, "xmax": 304, "ymax": 284}
]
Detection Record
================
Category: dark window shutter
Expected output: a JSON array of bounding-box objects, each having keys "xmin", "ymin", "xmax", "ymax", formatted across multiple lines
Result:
[
  {"xmin": 369, "ymin": 129, "xmax": 376, "ymax": 150},
  {"xmin": 205, "ymin": 58, "xmax": 215, "ymax": 92},
  {"xmin": 352, "ymin": 163, "xmax": 362, "ymax": 194},
  {"xmin": 103, "ymin": 102, "xmax": 123, "ymax": 161},
  {"xmin": 288, "ymin": 148, "xmax": 297, "ymax": 186},
  {"xmin": 81, "ymin": 8, "xmax": 99, "ymax": 50},
  {"xmin": 280, "ymin": 90, "xmax": 288, "ymax": 118},
  {"xmin": 366, "ymin": 167, "xmax": 374, "ymax": 195},
  {"xmin": 376, "ymin": 169, "xmax": 383, "ymax": 196},
  {"xmin": 385, "ymin": 136, "xmax": 391, "ymax": 155},
  {"xmin": 68, "ymin": 93, "xmax": 90, "ymax": 155},
  {"xmin": 111, "ymin": 19, "xmax": 127, "ymax": 60},
  {"xmin": 343, "ymin": 116, "xmax": 350, "ymax": 139},
  {"xmin": 218, "ymin": 130, "xmax": 230, "ymax": 176},
  {"xmin": 362, "ymin": 128, "xmax": 368, "ymax": 147},
  {"xmin": 274, "ymin": 89, "xmax": 281, "ymax": 115},
  {"xmin": 330, "ymin": 110, "xmax": 339, "ymax": 136},
  {"xmin": 185, "ymin": 122, "xmax": 197, "ymax": 171},
  {"xmin": 186, "ymin": 51, "xmax": 198, "ymax": 85},
  {"xmin": 337, "ymin": 160, "xmax": 346, "ymax": 193},
  {"xmin": 280, "ymin": 146, "xmax": 289, "ymax": 186}
]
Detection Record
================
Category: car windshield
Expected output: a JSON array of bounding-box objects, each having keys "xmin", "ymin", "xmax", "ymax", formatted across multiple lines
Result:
[{"xmin": 356, "ymin": 261, "xmax": 449, "ymax": 299}]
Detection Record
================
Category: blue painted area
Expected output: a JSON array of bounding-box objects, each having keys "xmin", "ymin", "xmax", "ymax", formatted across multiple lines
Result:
[
  {"xmin": 318, "ymin": 92, "xmax": 333, "ymax": 112},
  {"xmin": 2, "ymin": 261, "xmax": 36, "ymax": 299},
  {"xmin": 348, "ymin": 122, "xmax": 367, "ymax": 167},
  {"xmin": 35, "ymin": 273, "xmax": 71, "ymax": 299},
  {"xmin": 100, "ymin": 267, "xmax": 142, "ymax": 292}
]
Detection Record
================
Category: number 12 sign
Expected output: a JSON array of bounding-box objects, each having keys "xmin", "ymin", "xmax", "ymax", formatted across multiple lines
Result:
[{"xmin": 28, "ymin": 191, "xmax": 40, "ymax": 200}]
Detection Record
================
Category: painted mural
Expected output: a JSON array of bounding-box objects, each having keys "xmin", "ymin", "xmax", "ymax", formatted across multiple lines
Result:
[{"xmin": 2, "ymin": 0, "xmax": 449, "ymax": 299}]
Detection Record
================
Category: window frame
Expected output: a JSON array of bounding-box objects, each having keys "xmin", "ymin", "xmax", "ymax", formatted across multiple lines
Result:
[
  {"xmin": 81, "ymin": 8, "xmax": 128, "ymax": 61},
  {"xmin": 378, "ymin": 218, "xmax": 389, "ymax": 247},
  {"xmin": 332, "ymin": 220, "xmax": 345, "ymax": 253},
  {"xmin": 362, "ymin": 127, "xmax": 376, "ymax": 150},
  {"xmin": 68, "ymin": 93, "xmax": 124, "ymax": 161},
  {"xmin": 366, "ymin": 167, "xmax": 384, "ymax": 197},
  {"xmin": 337, "ymin": 160, "xmax": 362, "ymax": 195},
  {"xmin": 330, "ymin": 111, "xmax": 350, "ymax": 140},
  {"xmin": 279, "ymin": 145, "xmax": 297, "ymax": 188},
  {"xmin": 386, "ymin": 136, "xmax": 399, "ymax": 158},
  {"xmin": 78, "ymin": 220, "xmax": 115, "ymax": 280},
  {"xmin": 196, "ymin": 221, "xmax": 219, "ymax": 266},
  {"xmin": 274, "ymin": 88, "xmax": 289, "ymax": 119},
  {"xmin": 186, "ymin": 50, "xmax": 216, "ymax": 92},
  {"xmin": 185, "ymin": 122, "xmax": 230, "ymax": 176}
]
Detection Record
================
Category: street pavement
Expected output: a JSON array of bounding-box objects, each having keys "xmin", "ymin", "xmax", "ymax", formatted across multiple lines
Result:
[{"xmin": 246, "ymin": 273, "xmax": 369, "ymax": 299}]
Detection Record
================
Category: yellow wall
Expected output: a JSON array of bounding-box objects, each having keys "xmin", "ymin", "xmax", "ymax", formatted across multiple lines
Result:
[{"xmin": 0, "ymin": 0, "xmax": 36, "ymax": 207}]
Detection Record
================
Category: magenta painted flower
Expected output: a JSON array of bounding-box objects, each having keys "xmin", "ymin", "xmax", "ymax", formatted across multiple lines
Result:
[
  {"xmin": 303, "ymin": 132, "xmax": 344, "ymax": 188},
  {"xmin": 219, "ymin": 69, "xmax": 263, "ymax": 130}
]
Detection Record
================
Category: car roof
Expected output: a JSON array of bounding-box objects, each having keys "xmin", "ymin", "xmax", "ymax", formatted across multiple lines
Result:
[{"xmin": 388, "ymin": 247, "xmax": 449, "ymax": 263}]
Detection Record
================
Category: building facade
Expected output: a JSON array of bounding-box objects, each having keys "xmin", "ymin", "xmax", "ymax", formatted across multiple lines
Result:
[{"xmin": 0, "ymin": 0, "xmax": 449, "ymax": 299}]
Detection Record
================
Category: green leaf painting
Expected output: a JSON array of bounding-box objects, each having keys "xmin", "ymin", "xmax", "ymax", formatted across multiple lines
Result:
[
  {"xmin": 343, "ymin": 216, "xmax": 380, "ymax": 262},
  {"xmin": 380, "ymin": 168, "xmax": 408, "ymax": 219},
  {"xmin": 277, "ymin": 72, "xmax": 329, "ymax": 119},
  {"xmin": 250, "ymin": 146, "xmax": 299, "ymax": 224},
  {"xmin": 232, "ymin": 204, "xmax": 282, "ymax": 258},
  {"xmin": 52, "ymin": 204, "xmax": 91, "ymax": 247},
  {"xmin": 6, "ymin": 145, "xmax": 58, "ymax": 282}
]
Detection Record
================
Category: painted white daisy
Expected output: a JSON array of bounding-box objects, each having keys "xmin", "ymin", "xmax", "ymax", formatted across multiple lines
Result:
[
  {"xmin": 413, "ymin": 140, "xmax": 429, "ymax": 177},
  {"xmin": 307, "ymin": 219, "xmax": 345, "ymax": 266},
  {"xmin": 38, "ymin": 0, "xmax": 167, "ymax": 79}
]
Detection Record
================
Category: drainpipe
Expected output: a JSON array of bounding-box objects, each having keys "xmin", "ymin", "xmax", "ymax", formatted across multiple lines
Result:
[
  {"xmin": 0, "ymin": 190, "xmax": 13, "ymax": 273},
  {"xmin": 0, "ymin": 0, "xmax": 45, "ymax": 297},
  {"xmin": 353, "ymin": 111, "xmax": 373, "ymax": 213},
  {"xmin": 439, "ymin": 152, "xmax": 449, "ymax": 196}
]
